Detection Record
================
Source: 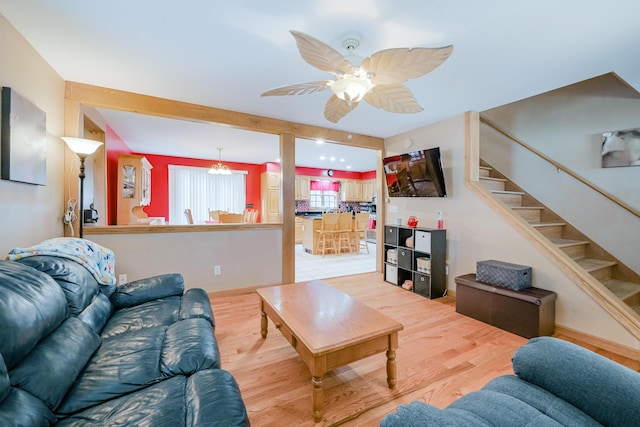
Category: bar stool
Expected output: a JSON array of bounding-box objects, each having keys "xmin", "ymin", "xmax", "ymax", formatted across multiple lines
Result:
[
  {"xmin": 353, "ymin": 212, "xmax": 370, "ymax": 254},
  {"xmin": 315, "ymin": 213, "xmax": 339, "ymax": 257},
  {"xmin": 336, "ymin": 212, "xmax": 354, "ymax": 254}
]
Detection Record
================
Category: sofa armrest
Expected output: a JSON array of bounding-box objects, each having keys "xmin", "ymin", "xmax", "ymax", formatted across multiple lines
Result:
[
  {"xmin": 186, "ymin": 369, "xmax": 250, "ymax": 426},
  {"xmin": 160, "ymin": 318, "xmax": 220, "ymax": 376},
  {"xmin": 512, "ymin": 336, "xmax": 640, "ymax": 427},
  {"xmin": 110, "ymin": 273, "xmax": 184, "ymax": 309}
]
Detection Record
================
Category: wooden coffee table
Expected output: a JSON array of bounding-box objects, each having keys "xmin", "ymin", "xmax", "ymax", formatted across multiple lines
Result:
[{"xmin": 257, "ymin": 280, "xmax": 403, "ymax": 422}]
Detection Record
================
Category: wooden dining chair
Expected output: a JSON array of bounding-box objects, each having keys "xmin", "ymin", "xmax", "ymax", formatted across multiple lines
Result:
[
  {"xmin": 314, "ymin": 213, "xmax": 339, "ymax": 257},
  {"xmin": 249, "ymin": 209, "xmax": 258, "ymax": 223},
  {"xmin": 243, "ymin": 209, "xmax": 255, "ymax": 223},
  {"xmin": 353, "ymin": 212, "xmax": 370, "ymax": 254},
  {"xmin": 336, "ymin": 212, "xmax": 354, "ymax": 255},
  {"xmin": 208, "ymin": 209, "xmax": 228, "ymax": 221},
  {"xmin": 219, "ymin": 213, "xmax": 244, "ymax": 223},
  {"xmin": 184, "ymin": 208, "xmax": 194, "ymax": 224}
]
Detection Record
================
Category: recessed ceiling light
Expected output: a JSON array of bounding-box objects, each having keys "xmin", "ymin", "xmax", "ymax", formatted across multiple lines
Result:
[
  {"xmin": 330, "ymin": 156, "xmax": 336, "ymax": 161},
  {"xmin": 320, "ymin": 155, "xmax": 325, "ymax": 160},
  {"xmin": 339, "ymin": 158, "xmax": 345, "ymax": 162},
  {"xmin": 276, "ymin": 158, "xmax": 281, "ymax": 163},
  {"xmin": 316, "ymin": 140, "xmax": 325, "ymax": 144},
  {"xmin": 346, "ymin": 165, "xmax": 352, "ymax": 169}
]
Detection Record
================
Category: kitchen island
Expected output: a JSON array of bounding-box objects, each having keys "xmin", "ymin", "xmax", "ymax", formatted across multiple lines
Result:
[{"xmin": 301, "ymin": 217, "xmax": 322, "ymax": 254}]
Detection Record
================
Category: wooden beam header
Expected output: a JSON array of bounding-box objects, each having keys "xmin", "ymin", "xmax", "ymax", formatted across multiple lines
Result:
[{"xmin": 65, "ymin": 81, "xmax": 383, "ymax": 149}]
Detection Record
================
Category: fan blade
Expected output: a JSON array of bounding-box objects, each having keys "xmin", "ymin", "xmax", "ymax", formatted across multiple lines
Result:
[
  {"xmin": 363, "ymin": 84, "xmax": 424, "ymax": 114},
  {"xmin": 261, "ymin": 81, "xmax": 331, "ymax": 97},
  {"xmin": 361, "ymin": 45, "xmax": 453, "ymax": 85},
  {"xmin": 290, "ymin": 30, "xmax": 354, "ymax": 75},
  {"xmin": 324, "ymin": 95, "xmax": 359, "ymax": 123}
]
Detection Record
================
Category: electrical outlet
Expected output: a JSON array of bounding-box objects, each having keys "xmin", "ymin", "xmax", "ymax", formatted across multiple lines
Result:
[
  {"xmin": 214, "ymin": 265, "xmax": 221, "ymax": 276},
  {"xmin": 118, "ymin": 274, "xmax": 128, "ymax": 285},
  {"xmin": 389, "ymin": 205, "xmax": 399, "ymax": 213}
]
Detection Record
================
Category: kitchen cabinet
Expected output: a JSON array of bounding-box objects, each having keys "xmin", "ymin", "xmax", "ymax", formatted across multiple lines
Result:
[
  {"xmin": 384, "ymin": 225, "xmax": 447, "ymax": 299},
  {"xmin": 295, "ymin": 217, "xmax": 303, "ymax": 243},
  {"xmin": 340, "ymin": 179, "xmax": 363, "ymax": 202},
  {"xmin": 261, "ymin": 172, "xmax": 281, "ymax": 223},
  {"xmin": 302, "ymin": 217, "xmax": 322, "ymax": 254},
  {"xmin": 362, "ymin": 179, "xmax": 375, "ymax": 202},
  {"xmin": 116, "ymin": 154, "xmax": 152, "ymax": 225},
  {"xmin": 352, "ymin": 179, "xmax": 362, "ymax": 201},
  {"xmin": 295, "ymin": 175, "xmax": 310, "ymax": 200}
]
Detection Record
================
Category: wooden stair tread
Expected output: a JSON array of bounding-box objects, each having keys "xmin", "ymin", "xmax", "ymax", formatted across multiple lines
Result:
[
  {"xmin": 530, "ymin": 221, "xmax": 566, "ymax": 227},
  {"xmin": 511, "ymin": 206, "xmax": 544, "ymax": 211},
  {"xmin": 550, "ymin": 238, "xmax": 590, "ymax": 247},
  {"xmin": 480, "ymin": 176, "xmax": 507, "ymax": 182},
  {"xmin": 490, "ymin": 190, "xmax": 525, "ymax": 195},
  {"xmin": 575, "ymin": 258, "xmax": 617, "ymax": 272},
  {"xmin": 603, "ymin": 279, "xmax": 640, "ymax": 300}
]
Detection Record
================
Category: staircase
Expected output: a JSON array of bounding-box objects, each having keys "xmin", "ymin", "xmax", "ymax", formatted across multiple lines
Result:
[{"xmin": 479, "ymin": 162, "xmax": 640, "ymax": 315}]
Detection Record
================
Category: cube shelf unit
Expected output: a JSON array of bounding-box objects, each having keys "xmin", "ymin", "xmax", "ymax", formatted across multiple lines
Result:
[{"xmin": 384, "ymin": 225, "xmax": 447, "ymax": 299}]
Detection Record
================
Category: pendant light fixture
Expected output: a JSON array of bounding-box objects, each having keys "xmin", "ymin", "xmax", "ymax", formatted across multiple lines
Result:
[{"xmin": 208, "ymin": 147, "xmax": 232, "ymax": 175}]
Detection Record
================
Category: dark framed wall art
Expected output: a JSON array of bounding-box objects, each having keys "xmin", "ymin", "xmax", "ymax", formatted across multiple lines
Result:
[
  {"xmin": 601, "ymin": 127, "xmax": 640, "ymax": 168},
  {"xmin": 1, "ymin": 87, "xmax": 47, "ymax": 185}
]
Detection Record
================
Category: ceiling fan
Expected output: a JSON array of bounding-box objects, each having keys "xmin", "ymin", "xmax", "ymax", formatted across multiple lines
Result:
[{"xmin": 261, "ymin": 30, "xmax": 454, "ymax": 123}]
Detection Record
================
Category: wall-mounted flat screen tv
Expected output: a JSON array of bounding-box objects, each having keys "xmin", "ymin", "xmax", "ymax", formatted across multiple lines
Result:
[{"xmin": 383, "ymin": 147, "xmax": 447, "ymax": 197}]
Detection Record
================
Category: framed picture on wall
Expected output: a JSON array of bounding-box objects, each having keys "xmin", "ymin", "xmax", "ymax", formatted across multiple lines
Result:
[
  {"xmin": 601, "ymin": 127, "xmax": 640, "ymax": 168},
  {"xmin": 1, "ymin": 87, "xmax": 47, "ymax": 185}
]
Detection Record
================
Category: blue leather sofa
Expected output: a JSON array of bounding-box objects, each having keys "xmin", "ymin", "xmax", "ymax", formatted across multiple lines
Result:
[
  {"xmin": 381, "ymin": 336, "xmax": 640, "ymax": 426},
  {"xmin": 0, "ymin": 243, "xmax": 249, "ymax": 426}
]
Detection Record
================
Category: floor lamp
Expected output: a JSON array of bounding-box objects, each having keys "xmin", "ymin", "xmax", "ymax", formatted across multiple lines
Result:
[{"xmin": 62, "ymin": 137, "xmax": 103, "ymax": 238}]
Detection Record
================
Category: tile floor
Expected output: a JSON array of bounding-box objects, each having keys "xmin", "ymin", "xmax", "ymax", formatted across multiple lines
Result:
[{"xmin": 294, "ymin": 241, "xmax": 377, "ymax": 283}]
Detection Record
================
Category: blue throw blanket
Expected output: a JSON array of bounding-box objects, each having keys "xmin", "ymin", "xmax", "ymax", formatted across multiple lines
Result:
[{"xmin": 7, "ymin": 237, "xmax": 116, "ymax": 286}]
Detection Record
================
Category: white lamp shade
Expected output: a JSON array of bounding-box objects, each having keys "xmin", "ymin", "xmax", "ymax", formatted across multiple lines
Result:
[
  {"xmin": 330, "ymin": 75, "xmax": 373, "ymax": 103},
  {"xmin": 62, "ymin": 137, "xmax": 103, "ymax": 156}
]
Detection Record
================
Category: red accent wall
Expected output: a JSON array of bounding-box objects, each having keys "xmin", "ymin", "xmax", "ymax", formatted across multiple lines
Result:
[
  {"xmin": 136, "ymin": 154, "xmax": 263, "ymax": 222},
  {"xmin": 105, "ymin": 125, "xmax": 376, "ymax": 224},
  {"xmin": 106, "ymin": 125, "xmax": 133, "ymax": 225},
  {"xmin": 264, "ymin": 163, "xmax": 376, "ymax": 180},
  {"xmin": 362, "ymin": 170, "xmax": 377, "ymax": 179},
  {"xmin": 295, "ymin": 166, "xmax": 376, "ymax": 179}
]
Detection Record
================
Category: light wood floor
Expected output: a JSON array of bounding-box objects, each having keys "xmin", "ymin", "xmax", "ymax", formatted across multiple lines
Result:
[{"xmin": 210, "ymin": 272, "xmax": 639, "ymax": 426}]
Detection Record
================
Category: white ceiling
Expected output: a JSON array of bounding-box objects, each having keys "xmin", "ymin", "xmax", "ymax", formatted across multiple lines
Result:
[{"xmin": 2, "ymin": 1, "xmax": 640, "ymax": 171}]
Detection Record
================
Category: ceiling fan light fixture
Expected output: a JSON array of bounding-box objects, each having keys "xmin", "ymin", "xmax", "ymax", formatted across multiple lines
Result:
[
  {"xmin": 330, "ymin": 75, "xmax": 373, "ymax": 103},
  {"xmin": 262, "ymin": 30, "xmax": 453, "ymax": 123},
  {"xmin": 208, "ymin": 147, "xmax": 232, "ymax": 175}
]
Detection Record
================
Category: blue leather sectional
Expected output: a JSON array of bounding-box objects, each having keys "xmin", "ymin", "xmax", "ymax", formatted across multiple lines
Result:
[
  {"xmin": 0, "ymin": 252, "xmax": 249, "ymax": 426},
  {"xmin": 381, "ymin": 336, "xmax": 640, "ymax": 426}
]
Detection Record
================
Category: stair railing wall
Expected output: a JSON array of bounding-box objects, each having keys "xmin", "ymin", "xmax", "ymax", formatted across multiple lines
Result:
[
  {"xmin": 481, "ymin": 117, "xmax": 639, "ymax": 218},
  {"xmin": 479, "ymin": 117, "xmax": 639, "ymax": 275}
]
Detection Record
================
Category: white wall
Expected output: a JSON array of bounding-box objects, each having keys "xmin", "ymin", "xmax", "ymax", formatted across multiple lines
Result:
[
  {"xmin": 481, "ymin": 73, "xmax": 640, "ymax": 274},
  {"xmin": 0, "ymin": 15, "xmax": 65, "ymax": 256},
  {"xmin": 384, "ymin": 114, "xmax": 639, "ymax": 349},
  {"xmin": 88, "ymin": 228, "xmax": 283, "ymax": 293}
]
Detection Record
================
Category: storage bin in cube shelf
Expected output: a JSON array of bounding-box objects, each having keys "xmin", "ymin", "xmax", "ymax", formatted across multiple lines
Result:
[
  {"xmin": 414, "ymin": 231, "xmax": 431, "ymax": 253},
  {"xmin": 477, "ymin": 260, "xmax": 532, "ymax": 290},
  {"xmin": 416, "ymin": 257, "xmax": 431, "ymax": 273},
  {"xmin": 387, "ymin": 249, "xmax": 398, "ymax": 265},
  {"xmin": 385, "ymin": 264, "xmax": 398, "ymax": 285}
]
